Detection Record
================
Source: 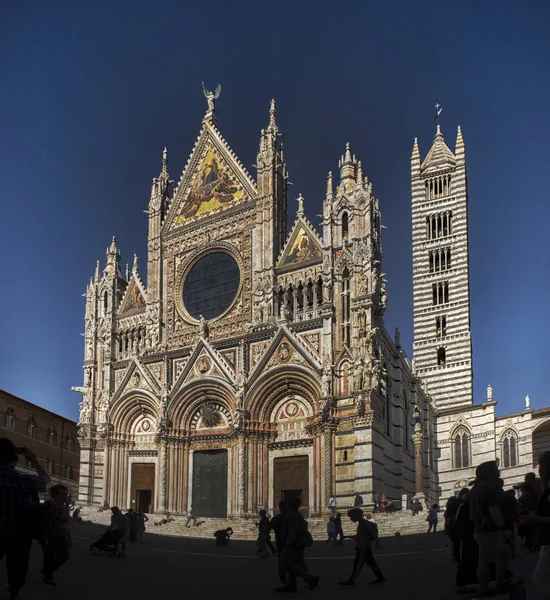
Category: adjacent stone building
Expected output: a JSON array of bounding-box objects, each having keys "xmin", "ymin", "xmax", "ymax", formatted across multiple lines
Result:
[
  {"xmin": 0, "ymin": 388, "xmax": 80, "ymax": 495},
  {"xmin": 75, "ymin": 95, "xmax": 549, "ymax": 515}
]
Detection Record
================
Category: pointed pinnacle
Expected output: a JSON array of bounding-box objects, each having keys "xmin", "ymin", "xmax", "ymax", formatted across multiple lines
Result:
[
  {"xmin": 356, "ymin": 160, "xmax": 363, "ymax": 183},
  {"xmin": 269, "ymin": 98, "xmax": 276, "ymax": 129},
  {"xmin": 345, "ymin": 142, "xmax": 352, "ymax": 163},
  {"xmin": 326, "ymin": 171, "xmax": 333, "ymax": 198},
  {"xmin": 456, "ymin": 125, "xmax": 464, "ymax": 146},
  {"xmin": 435, "ymin": 123, "xmax": 443, "ymax": 138},
  {"xmin": 411, "ymin": 137, "xmax": 420, "ymax": 159},
  {"xmin": 125, "ymin": 263, "xmax": 130, "ymax": 281},
  {"xmin": 94, "ymin": 260, "xmax": 100, "ymax": 281},
  {"xmin": 133, "ymin": 254, "xmax": 138, "ymax": 272},
  {"xmin": 109, "ymin": 236, "xmax": 117, "ymax": 253},
  {"xmin": 162, "ymin": 147, "xmax": 168, "ymax": 171}
]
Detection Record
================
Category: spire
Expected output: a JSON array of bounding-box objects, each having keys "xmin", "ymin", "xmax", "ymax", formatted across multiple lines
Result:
[
  {"xmin": 162, "ymin": 146, "xmax": 168, "ymax": 176},
  {"xmin": 109, "ymin": 236, "xmax": 117, "ymax": 254},
  {"xmin": 326, "ymin": 171, "xmax": 333, "ymax": 200},
  {"xmin": 297, "ymin": 193, "xmax": 305, "ymax": 217},
  {"xmin": 411, "ymin": 137, "xmax": 420, "ymax": 159},
  {"xmin": 356, "ymin": 160, "xmax": 363, "ymax": 185},
  {"xmin": 269, "ymin": 98, "xmax": 277, "ymax": 131},
  {"xmin": 345, "ymin": 142, "xmax": 352, "ymax": 163},
  {"xmin": 455, "ymin": 125, "xmax": 465, "ymax": 163},
  {"xmin": 420, "ymin": 125, "xmax": 456, "ymax": 172},
  {"xmin": 339, "ymin": 142, "xmax": 357, "ymax": 183},
  {"xmin": 94, "ymin": 260, "xmax": 100, "ymax": 283}
]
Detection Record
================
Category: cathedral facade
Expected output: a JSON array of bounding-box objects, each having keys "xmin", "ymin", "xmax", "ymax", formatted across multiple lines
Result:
[{"xmin": 75, "ymin": 97, "xmax": 549, "ymax": 516}]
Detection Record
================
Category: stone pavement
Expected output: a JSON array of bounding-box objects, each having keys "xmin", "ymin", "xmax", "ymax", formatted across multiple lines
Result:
[{"xmin": 0, "ymin": 522, "xmax": 539, "ymax": 600}]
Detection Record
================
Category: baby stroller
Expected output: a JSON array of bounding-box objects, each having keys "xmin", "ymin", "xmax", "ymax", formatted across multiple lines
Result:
[{"xmin": 89, "ymin": 529, "xmax": 126, "ymax": 557}]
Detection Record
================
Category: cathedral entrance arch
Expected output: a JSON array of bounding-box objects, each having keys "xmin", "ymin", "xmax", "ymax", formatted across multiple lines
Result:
[
  {"xmin": 192, "ymin": 449, "xmax": 228, "ymax": 518},
  {"xmin": 274, "ymin": 456, "xmax": 310, "ymax": 516}
]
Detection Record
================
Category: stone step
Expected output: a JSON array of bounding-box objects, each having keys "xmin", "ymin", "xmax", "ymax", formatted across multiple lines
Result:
[{"xmin": 82, "ymin": 509, "xmax": 433, "ymax": 541}]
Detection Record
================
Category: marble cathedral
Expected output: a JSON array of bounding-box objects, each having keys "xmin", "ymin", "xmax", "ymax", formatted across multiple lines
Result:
[{"xmin": 75, "ymin": 95, "xmax": 549, "ymax": 517}]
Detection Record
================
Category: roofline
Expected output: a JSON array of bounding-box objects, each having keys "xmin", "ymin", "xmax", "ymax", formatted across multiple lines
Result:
[{"xmin": 0, "ymin": 388, "xmax": 77, "ymax": 425}]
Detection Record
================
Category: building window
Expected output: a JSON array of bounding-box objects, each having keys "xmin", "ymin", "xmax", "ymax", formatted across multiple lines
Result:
[
  {"xmin": 437, "ymin": 347, "xmax": 446, "ymax": 366},
  {"xmin": 66, "ymin": 435, "xmax": 75, "ymax": 452},
  {"xmin": 4, "ymin": 408, "xmax": 16, "ymax": 430},
  {"xmin": 47, "ymin": 427, "xmax": 57, "ymax": 446},
  {"xmin": 341, "ymin": 267, "xmax": 351, "ymax": 346},
  {"xmin": 453, "ymin": 428, "xmax": 471, "ymax": 469},
  {"xmin": 435, "ymin": 316, "xmax": 447, "ymax": 337},
  {"xmin": 47, "ymin": 459, "xmax": 54, "ymax": 475},
  {"xmin": 426, "ymin": 212, "xmax": 452, "ymax": 240},
  {"xmin": 27, "ymin": 416, "xmax": 36, "ymax": 438},
  {"xmin": 341, "ymin": 212, "xmax": 349, "ymax": 242},
  {"xmin": 425, "ymin": 175, "xmax": 452, "ymax": 200},
  {"xmin": 429, "ymin": 248, "xmax": 452, "ymax": 273},
  {"xmin": 65, "ymin": 465, "xmax": 73, "ymax": 480},
  {"xmin": 432, "ymin": 282, "xmax": 449, "ymax": 305},
  {"xmin": 502, "ymin": 431, "xmax": 518, "ymax": 468}
]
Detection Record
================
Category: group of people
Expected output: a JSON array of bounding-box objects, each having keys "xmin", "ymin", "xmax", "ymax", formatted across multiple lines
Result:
[
  {"xmin": 246, "ymin": 497, "xmax": 384, "ymax": 592},
  {"xmin": 0, "ymin": 437, "xmax": 72, "ymax": 599},
  {"xmin": 442, "ymin": 453, "xmax": 550, "ymax": 597}
]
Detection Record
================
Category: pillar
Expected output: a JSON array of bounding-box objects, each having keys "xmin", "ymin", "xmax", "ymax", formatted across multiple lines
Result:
[{"xmin": 412, "ymin": 419, "xmax": 424, "ymax": 500}]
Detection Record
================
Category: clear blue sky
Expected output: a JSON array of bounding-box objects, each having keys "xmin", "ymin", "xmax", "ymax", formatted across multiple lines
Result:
[{"xmin": 1, "ymin": 1, "xmax": 549, "ymax": 422}]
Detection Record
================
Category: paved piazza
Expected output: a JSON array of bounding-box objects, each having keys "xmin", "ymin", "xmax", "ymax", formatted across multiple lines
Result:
[{"xmin": 0, "ymin": 522, "xmax": 539, "ymax": 600}]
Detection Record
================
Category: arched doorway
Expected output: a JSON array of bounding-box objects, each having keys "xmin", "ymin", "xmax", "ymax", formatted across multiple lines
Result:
[{"xmin": 532, "ymin": 418, "xmax": 550, "ymax": 466}]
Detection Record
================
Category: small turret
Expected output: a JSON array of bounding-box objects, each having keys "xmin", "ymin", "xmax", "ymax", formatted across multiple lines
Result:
[{"xmin": 339, "ymin": 142, "xmax": 357, "ymax": 183}]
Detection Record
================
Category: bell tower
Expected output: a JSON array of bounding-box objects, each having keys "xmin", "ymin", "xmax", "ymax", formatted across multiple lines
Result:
[{"xmin": 411, "ymin": 124, "xmax": 473, "ymax": 407}]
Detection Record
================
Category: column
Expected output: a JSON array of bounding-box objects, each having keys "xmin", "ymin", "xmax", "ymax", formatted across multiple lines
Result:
[
  {"xmin": 158, "ymin": 441, "xmax": 167, "ymax": 512},
  {"xmin": 237, "ymin": 438, "xmax": 246, "ymax": 515},
  {"xmin": 412, "ymin": 412, "xmax": 424, "ymax": 501}
]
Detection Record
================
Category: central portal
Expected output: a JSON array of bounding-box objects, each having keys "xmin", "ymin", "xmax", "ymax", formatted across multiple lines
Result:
[
  {"xmin": 192, "ymin": 449, "xmax": 228, "ymax": 518},
  {"xmin": 274, "ymin": 456, "xmax": 309, "ymax": 517}
]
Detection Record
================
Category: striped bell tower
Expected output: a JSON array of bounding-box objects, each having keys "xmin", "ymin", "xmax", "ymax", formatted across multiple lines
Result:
[{"xmin": 411, "ymin": 124, "xmax": 473, "ymax": 408}]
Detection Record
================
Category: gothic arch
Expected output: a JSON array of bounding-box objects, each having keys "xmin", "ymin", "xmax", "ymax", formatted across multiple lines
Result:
[
  {"xmin": 247, "ymin": 366, "xmax": 321, "ymax": 423},
  {"xmin": 168, "ymin": 379, "xmax": 235, "ymax": 431},
  {"xmin": 109, "ymin": 390, "xmax": 160, "ymax": 435},
  {"xmin": 532, "ymin": 417, "xmax": 550, "ymax": 467},
  {"xmin": 451, "ymin": 425, "xmax": 472, "ymax": 469},
  {"xmin": 500, "ymin": 428, "xmax": 518, "ymax": 469}
]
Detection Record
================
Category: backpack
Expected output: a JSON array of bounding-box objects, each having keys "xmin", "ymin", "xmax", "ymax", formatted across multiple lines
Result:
[{"xmin": 25, "ymin": 502, "xmax": 56, "ymax": 543}]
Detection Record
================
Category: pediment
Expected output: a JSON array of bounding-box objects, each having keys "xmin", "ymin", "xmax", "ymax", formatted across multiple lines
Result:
[
  {"xmin": 112, "ymin": 359, "xmax": 160, "ymax": 403},
  {"xmin": 248, "ymin": 325, "xmax": 322, "ymax": 384},
  {"xmin": 277, "ymin": 218, "xmax": 323, "ymax": 271},
  {"xmin": 119, "ymin": 277, "xmax": 146, "ymax": 316},
  {"xmin": 164, "ymin": 123, "xmax": 256, "ymax": 232},
  {"xmin": 169, "ymin": 338, "xmax": 236, "ymax": 399}
]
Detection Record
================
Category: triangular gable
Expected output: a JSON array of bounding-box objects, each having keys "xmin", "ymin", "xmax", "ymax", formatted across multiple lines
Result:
[
  {"xmin": 277, "ymin": 218, "xmax": 323, "ymax": 270},
  {"xmin": 169, "ymin": 338, "xmax": 236, "ymax": 400},
  {"xmin": 119, "ymin": 277, "xmax": 146, "ymax": 316},
  {"xmin": 248, "ymin": 325, "xmax": 322, "ymax": 385},
  {"xmin": 334, "ymin": 346, "xmax": 354, "ymax": 369},
  {"xmin": 112, "ymin": 358, "xmax": 160, "ymax": 404},
  {"xmin": 164, "ymin": 123, "xmax": 256, "ymax": 232}
]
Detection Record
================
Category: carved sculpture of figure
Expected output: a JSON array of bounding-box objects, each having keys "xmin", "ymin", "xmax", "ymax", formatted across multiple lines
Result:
[
  {"xmin": 358, "ymin": 273, "xmax": 368, "ymax": 296},
  {"xmin": 371, "ymin": 361, "xmax": 382, "ymax": 391},
  {"xmin": 79, "ymin": 400, "xmax": 92, "ymax": 423},
  {"xmin": 202, "ymin": 82, "xmax": 221, "ymax": 113},
  {"xmin": 525, "ymin": 394, "xmax": 531, "ymax": 409},
  {"xmin": 379, "ymin": 281, "xmax": 388, "ymax": 311},
  {"xmin": 321, "ymin": 361, "xmax": 332, "ymax": 397},
  {"xmin": 235, "ymin": 373, "xmax": 246, "ymax": 408},
  {"xmin": 233, "ymin": 409, "xmax": 248, "ymax": 430},
  {"xmin": 357, "ymin": 307, "xmax": 366, "ymax": 337},
  {"xmin": 199, "ymin": 315, "xmax": 209, "ymax": 338},
  {"xmin": 487, "ymin": 384, "xmax": 493, "ymax": 401}
]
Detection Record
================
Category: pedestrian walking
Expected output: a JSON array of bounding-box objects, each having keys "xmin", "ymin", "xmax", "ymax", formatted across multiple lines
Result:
[
  {"xmin": 271, "ymin": 501, "xmax": 288, "ymax": 584},
  {"xmin": 354, "ymin": 492, "xmax": 363, "ymax": 509},
  {"xmin": 521, "ymin": 451, "xmax": 550, "ymax": 598},
  {"xmin": 125, "ymin": 508, "xmax": 137, "ymax": 542},
  {"xmin": 339, "ymin": 508, "xmax": 385, "ymax": 586},
  {"xmin": 328, "ymin": 495, "xmax": 336, "ymax": 517},
  {"xmin": 135, "ymin": 511, "xmax": 149, "ymax": 541},
  {"xmin": 426, "ymin": 503, "xmax": 439, "ymax": 535},
  {"xmin": 334, "ymin": 512, "xmax": 345, "ymax": 546},
  {"xmin": 41, "ymin": 484, "xmax": 72, "ymax": 586},
  {"xmin": 257, "ymin": 510, "xmax": 272, "ymax": 557},
  {"xmin": 276, "ymin": 497, "xmax": 319, "ymax": 593},
  {"xmin": 186, "ymin": 505, "xmax": 197, "ymax": 528},
  {"xmin": 323, "ymin": 517, "xmax": 336, "ymax": 547},
  {"xmin": 0, "ymin": 438, "xmax": 50, "ymax": 600}
]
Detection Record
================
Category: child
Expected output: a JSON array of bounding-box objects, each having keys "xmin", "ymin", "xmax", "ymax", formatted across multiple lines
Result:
[
  {"xmin": 323, "ymin": 516, "xmax": 336, "ymax": 547},
  {"xmin": 339, "ymin": 508, "xmax": 385, "ymax": 585}
]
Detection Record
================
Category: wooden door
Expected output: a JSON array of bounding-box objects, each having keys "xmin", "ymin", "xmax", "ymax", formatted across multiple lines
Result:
[
  {"xmin": 131, "ymin": 463, "xmax": 155, "ymax": 513},
  {"xmin": 274, "ymin": 456, "xmax": 309, "ymax": 517},
  {"xmin": 192, "ymin": 450, "xmax": 228, "ymax": 518}
]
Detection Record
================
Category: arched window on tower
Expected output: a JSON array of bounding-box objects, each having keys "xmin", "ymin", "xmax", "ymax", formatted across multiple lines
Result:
[
  {"xmin": 453, "ymin": 427, "xmax": 471, "ymax": 469},
  {"xmin": 437, "ymin": 347, "xmax": 446, "ymax": 366},
  {"xmin": 341, "ymin": 212, "xmax": 349, "ymax": 242},
  {"xmin": 341, "ymin": 268, "xmax": 351, "ymax": 346},
  {"xmin": 4, "ymin": 408, "xmax": 15, "ymax": 431},
  {"xmin": 27, "ymin": 416, "xmax": 36, "ymax": 438},
  {"xmin": 502, "ymin": 430, "xmax": 518, "ymax": 468}
]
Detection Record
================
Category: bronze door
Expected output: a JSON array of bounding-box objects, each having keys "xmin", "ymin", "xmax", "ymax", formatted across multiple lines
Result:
[
  {"xmin": 192, "ymin": 450, "xmax": 228, "ymax": 518},
  {"xmin": 274, "ymin": 456, "xmax": 309, "ymax": 517},
  {"xmin": 131, "ymin": 463, "xmax": 155, "ymax": 512}
]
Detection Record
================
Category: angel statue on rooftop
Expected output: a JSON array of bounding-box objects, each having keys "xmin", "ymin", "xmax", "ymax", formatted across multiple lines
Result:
[{"xmin": 202, "ymin": 82, "xmax": 222, "ymax": 113}]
